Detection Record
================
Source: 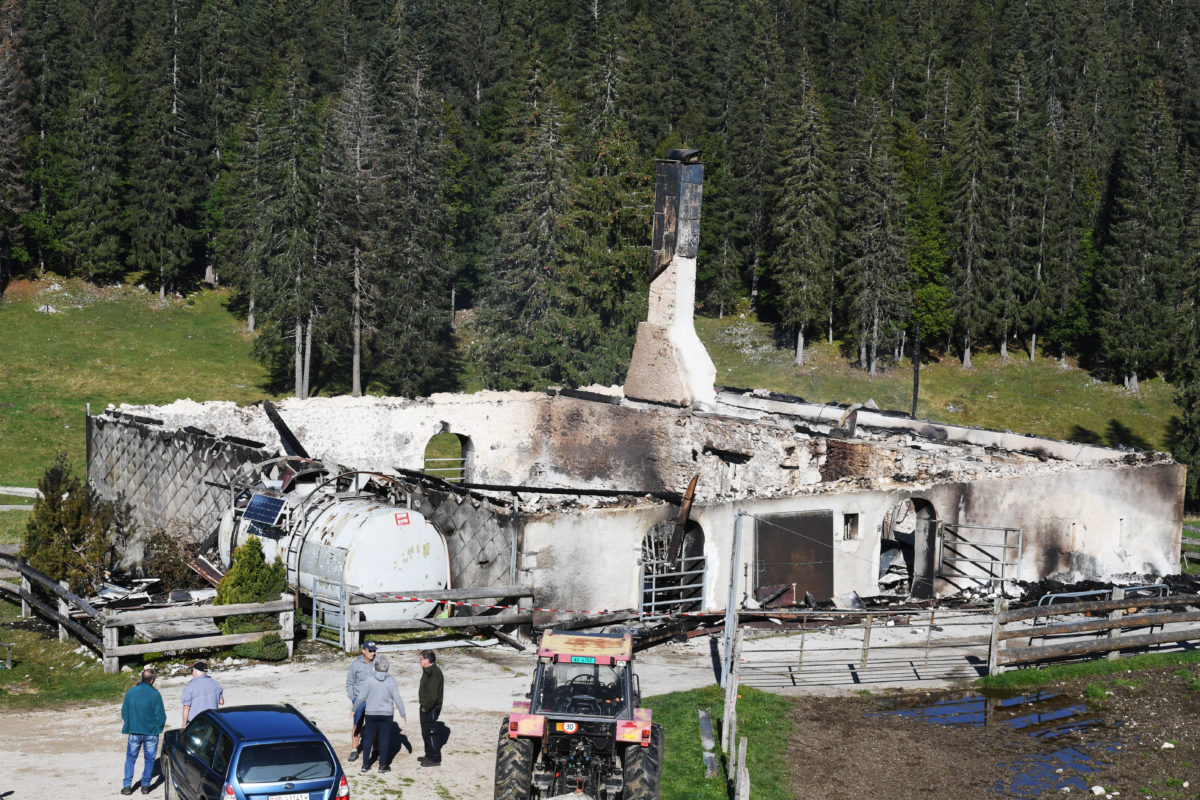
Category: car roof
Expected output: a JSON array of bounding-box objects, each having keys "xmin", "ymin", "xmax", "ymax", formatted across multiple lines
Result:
[
  {"xmin": 205, "ymin": 705, "xmax": 324, "ymax": 742},
  {"xmin": 538, "ymin": 630, "xmax": 632, "ymax": 663}
]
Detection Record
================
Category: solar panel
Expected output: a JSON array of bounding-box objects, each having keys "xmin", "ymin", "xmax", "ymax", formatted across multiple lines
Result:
[{"xmin": 243, "ymin": 493, "xmax": 286, "ymax": 527}]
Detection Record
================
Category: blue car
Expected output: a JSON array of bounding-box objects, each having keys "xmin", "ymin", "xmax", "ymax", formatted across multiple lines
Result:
[{"xmin": 161, "ymin": 704, "xmax": 349, "ymax": 800}]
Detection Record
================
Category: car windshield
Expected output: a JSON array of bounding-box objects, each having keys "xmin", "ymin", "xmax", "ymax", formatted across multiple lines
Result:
[
  {"xmin": 235, "ymin": 742, "xmax": 335, "ymax": 784},
  {"xmin": 532, "ymin": 662, "xmax": 629, "ymax": 717}
]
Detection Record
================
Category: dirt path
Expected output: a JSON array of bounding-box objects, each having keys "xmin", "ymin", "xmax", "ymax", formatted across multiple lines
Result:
[{"xmin": 0, "ymin": 640, "xmax": 720, "ymax": 799}]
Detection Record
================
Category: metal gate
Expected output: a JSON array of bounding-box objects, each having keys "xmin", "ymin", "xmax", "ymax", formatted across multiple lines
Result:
[
  {"xmin": 936, "ymin": 522, "xmax": 1023, "ymax": 592},
  {"xmin": 311, "ymin": 577, "xmax": 346, "ymax": 648},
  {"xmin": 640, "ymin": 521, "xmax": 706, "ymax": 619}
]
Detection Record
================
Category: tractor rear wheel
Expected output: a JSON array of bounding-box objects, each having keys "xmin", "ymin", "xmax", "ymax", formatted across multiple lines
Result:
[
  {"xmin": 621, "ymin": 724, "xmax": 664, "ymax": 800},
  {"xmin": 494, "ymin": 718, "xmax": 534, "ymax": 800}
]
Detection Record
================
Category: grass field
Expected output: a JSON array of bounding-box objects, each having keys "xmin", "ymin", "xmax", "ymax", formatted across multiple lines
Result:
[
  {"xmin": 0, "ymin": 276, "xmax": 1185, "ymax": 492},
  {"xmin": 698, "ymin": 315, "xmax": 1179, "ymax": 453},
  {"xmin": 0, "ymin": 278, "xmax": 270, "ymax": 487}
]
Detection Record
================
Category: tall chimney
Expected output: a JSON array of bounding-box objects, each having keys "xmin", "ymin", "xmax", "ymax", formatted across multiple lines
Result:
[{"xmin": 623, "ymin": 149, "xmax": 717, "ymax": 407}]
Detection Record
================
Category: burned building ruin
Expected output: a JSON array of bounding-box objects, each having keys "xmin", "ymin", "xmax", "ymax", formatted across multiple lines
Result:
[{"xmin": 85, "ymin": 150, "xmax": 1187, "ymax": 622}]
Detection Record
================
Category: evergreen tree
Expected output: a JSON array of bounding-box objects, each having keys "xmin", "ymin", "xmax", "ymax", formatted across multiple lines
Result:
[
  {"xmin": 1097, "ymin": 78, "xmax": 1183, "ymax": 394},
  {"xmin": 20, "ymin": 454, "xmax": 127, "ymax": 595},
  {"xmin": 368, "ymin": 33, "xmax": 456, "ymax": 397},
  {"xmin": 991, "ymin": 51, "xmax": 1043, "ymax": 359},
  {"xmin": 127, "ymin": 0, "xmax": 201, "ymax": 297},
  {"xmin": 947, "ymin": 54, "xmax": 993, "ymax": 368},
  {"xmin": 0, "ymin": 0, "xmax": 29, "ymax": 292},
  {"xmin": 473, "ymin": 66, "xmax": 575, "ymax": 389},
  {"xmin": 56, "ymin": 69, "xmax": 128, "ymax": 282},
  {"xmin": 840, "ymin": 97, "xmax": 912, "ymax": 376},
  {"xmin": 769, "ymin": 87, "xmax": 835, "ymax": 366}
]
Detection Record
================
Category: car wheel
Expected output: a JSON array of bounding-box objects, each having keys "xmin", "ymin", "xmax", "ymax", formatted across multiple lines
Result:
[{"xmin": 162, "ymin": 757, "xmax": 174, "ymax": 800}]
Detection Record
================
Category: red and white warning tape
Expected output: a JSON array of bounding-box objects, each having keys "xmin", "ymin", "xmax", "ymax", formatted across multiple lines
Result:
[{"xmin": 368, "ymin": 594, "xmax": 713, "ymax": 618}]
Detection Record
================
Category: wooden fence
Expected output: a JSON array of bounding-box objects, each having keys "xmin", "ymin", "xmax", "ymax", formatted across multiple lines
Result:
[
  {"xmin": 987, "ymin": 590, "xmax": 1200, "ymax": 673},
  {"xmin": 0, "ymin": 553, "xmax": 294, "ymax": 673},
  {"xmin": 1182, "ymin": 522, "xmax": 1200, "ymax": 567}
]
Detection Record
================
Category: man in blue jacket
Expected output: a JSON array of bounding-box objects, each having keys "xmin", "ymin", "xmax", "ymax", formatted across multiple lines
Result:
[{"xmin": 120, "ymin": 666, "xmax": 166, "ymax": 795}]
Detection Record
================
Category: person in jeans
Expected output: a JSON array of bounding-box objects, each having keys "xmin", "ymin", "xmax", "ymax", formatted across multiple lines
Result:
[
  {"xmin": 345, "ymin": 640, "xmax": 377, "ymax": 761},
  {"xmin": 354, "ymin": 654, "xmax": 406, "ymax": 773},
  {"xmin": 120, "ymin": 666, "xmax": 166, "ymax": 795},
  {"xmin": 417, "ymin": 650, "xmax": 444, "ymax": 767}
]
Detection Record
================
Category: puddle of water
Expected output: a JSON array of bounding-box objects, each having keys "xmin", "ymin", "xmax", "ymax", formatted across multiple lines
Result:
[{"xmin": 873, "ymin": 690, "xmax": 1121, "ymax": 797}]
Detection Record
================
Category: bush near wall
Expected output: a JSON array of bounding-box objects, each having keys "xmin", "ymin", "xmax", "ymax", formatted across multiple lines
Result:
[{"xmin": 214, "ymin": 536, "xmax": 286, "ymax": 634}]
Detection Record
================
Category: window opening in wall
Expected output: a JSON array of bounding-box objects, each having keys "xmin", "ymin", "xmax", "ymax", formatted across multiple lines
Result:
[
  {"xmin": 880, "ymin": 498, "xmax": 938, "ymax": 597},
  {"xmin": 843, "ymin": 513, "xmax": 859, "ymax": 541},
  {"xmin": 423, "ymin": 432, "xmax": 471, "ymax": 483},
  {"xmin": 640, "ymin": 520, "xmax": 706, "ymax": 619}
]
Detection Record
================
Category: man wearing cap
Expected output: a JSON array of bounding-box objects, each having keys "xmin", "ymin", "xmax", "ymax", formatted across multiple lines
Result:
[
  {"xmin": 120, "ymin": 666, "xmax": 166, "ymax": 795},
  {"xmin": 181, "ymin": 660, "xmax": 224, "ymax": 726},
  {"xmin": 345, "ymin": 640, "xmax": 377, "ymax": 762}
]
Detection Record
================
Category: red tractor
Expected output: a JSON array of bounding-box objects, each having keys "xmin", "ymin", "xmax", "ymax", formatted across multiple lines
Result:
[{"xmin": 495, "ymin": 630, "xmax": 664, "ymax": 800}]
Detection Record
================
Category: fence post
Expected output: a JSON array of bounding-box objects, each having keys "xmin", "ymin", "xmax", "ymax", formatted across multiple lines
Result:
[
  {"xmin": 280, "ymin": 595, "xmax": 295, "ymax": 658},
  {"xmin": 860, "ymin": 613, "xmax": 873, "ymax": 670},
  {"xmin": 736, "ymin": 736, "xmax": 750, "ymax": 800},
  {"xmin": 57, "ymin": 580, "xmax": 68, "ymax": 644},
  {"xmin": 20, "ymin": 576, "xmax": 30, "ymax": 618},
  {"xmin": 1107, "ymin": 586, "xmax": 1124, "ymax": 661},
  {"xmin": 103, "ymin": 621, "xmax": 119, "ymax": 675},
  {"xmin": 987, "ymin": 597, "xmax": 1006, "ymax": 676},
  {"xmin": 923, "ymin": 608, "xmax": 937, "ymax": 668}
]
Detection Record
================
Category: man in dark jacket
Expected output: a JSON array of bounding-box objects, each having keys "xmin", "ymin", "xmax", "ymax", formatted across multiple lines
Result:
[
  {"xmin": 120, "ymin": 667, "xmax": 166, "ymax": 795},
  {"xmin": 417, "ymin": 649, "xmax": 444, "ymax": 766}
]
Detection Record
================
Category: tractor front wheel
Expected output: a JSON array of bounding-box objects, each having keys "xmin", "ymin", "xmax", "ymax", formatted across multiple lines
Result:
[
  {"xmin": 622, "ymin": 723, "xmax": 664, "ymax": 800},
  {"xmin": 494, "ymin": 718, "xmax": 534, "ymax": 800}
]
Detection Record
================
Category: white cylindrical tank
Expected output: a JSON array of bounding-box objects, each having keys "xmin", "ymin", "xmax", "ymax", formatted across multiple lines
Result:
[{"xmin": 222, "ymin": 492, "xmax": 451, "ymax": 622}]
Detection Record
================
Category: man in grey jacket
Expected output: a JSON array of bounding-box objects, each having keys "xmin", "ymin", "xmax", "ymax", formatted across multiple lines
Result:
[
  {"xmin": 345, "ymin": 641, "xmax": 376, "ymax": 762},
  {"xmin": 354, "ymin": 654, "xmax": 406, "ymax": 773}
]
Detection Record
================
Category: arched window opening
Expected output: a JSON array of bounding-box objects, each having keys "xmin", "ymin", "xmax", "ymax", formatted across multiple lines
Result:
[
  {"xmin": 640, "ymin": 520, "xmax": 706, "ymax": 619},
  {"xmin": 423, "ymin": 432, "xmax": 473, "ymax": 483},
  {"xmin": 880, "ymin": 498, "xmax": 938, "ymax": 597}
]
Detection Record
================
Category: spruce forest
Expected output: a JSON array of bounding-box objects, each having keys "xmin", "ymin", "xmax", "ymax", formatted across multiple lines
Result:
[{"xmin": 1, "ymin": 0, "xmax": 1200, "ymax": 498}]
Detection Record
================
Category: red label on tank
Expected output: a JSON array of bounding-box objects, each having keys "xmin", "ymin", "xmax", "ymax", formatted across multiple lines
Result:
[{"xmin": 394, "ymin": 512, "xmax": 410, "ymax": 526}]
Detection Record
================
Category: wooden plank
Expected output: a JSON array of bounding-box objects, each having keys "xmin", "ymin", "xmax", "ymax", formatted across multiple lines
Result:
[
  {"xmin": 108, "ymin": 628, "xmax": 289, "ymax": 657},
  {"xmin": 999, "ymin": 609, "xmax": 1200, "ymax": 641},
  {"xmin": 698, "ymin": 708, "xmax": 719, "ymax": 778},
  {"xmin": 0, "ymin": 581, "xmax": 102, "ymax": 650},
  {"xmin": 347, "ymin": 612, "xmax": 533, "ymax": 631},
  {"xmin": 1182, "ymin": 550, "xmax": 1200, "ymax": 561},
  {"xmin": 1000, "ymin": 593, "xmax": 1200, "ymax": 624},
  {"xmin": 349, "ymin": 586, "xmax": 534, "ymax": 604},
  {"xmin": 0, "ymin": 553, "xmax": 102, "ymax": 618},
  {"xmin": 104, "ymin": 597, "xmax": 294, "ymax": 626},
  {"xmin": 998, "ymin": 625, "xmax": 1200, "ymax": 665}
]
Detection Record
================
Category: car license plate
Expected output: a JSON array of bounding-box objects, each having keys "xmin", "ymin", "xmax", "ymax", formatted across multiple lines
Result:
[{"xmin": 267, "ymin": 794, "xmax": 309, "ymax": 800}]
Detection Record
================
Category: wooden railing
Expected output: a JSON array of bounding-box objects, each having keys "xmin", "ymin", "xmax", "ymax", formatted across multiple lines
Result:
[
  {"xmin": 101, "ymin": 594, "xmax": 294, "ymax": 674},
  {"xmin": 1182, "ymin": 522, "xmax": 1200, "ymax": 566},
  {"xmin": 988, "ymin": 590, "xmax": 1200, "ymax": 673},
  {"xmin": 1, "ymin": 553, "xmax": 294, "ymax": 673}
]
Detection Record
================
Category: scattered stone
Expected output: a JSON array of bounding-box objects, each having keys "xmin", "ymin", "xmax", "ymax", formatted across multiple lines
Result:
[{"xmin": 1160, "ymin": 742, "xmax": 1175, "ymax": 749}]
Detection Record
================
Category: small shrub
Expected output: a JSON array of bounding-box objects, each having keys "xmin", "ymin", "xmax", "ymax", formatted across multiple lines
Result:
[
  {"xmin": 233, "ymin": 633, "xmax": 288, "ymax": 661},
  {"xmin": 214, "ymin": 536, "xmax": 286, "ymax": 634}
]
